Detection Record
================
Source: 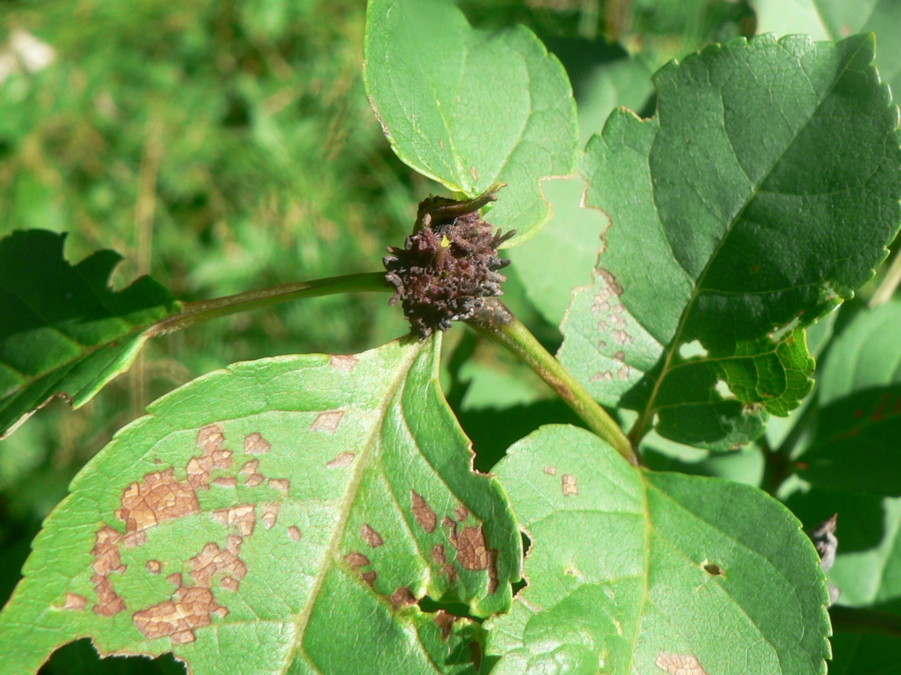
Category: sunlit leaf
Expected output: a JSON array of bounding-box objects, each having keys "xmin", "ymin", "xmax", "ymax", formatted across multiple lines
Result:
[
  {"xmin": 0, "ymin": 338, "xmax": 520, "ymax": 672},
  {"xmin": 559, "ymin": 34, "xmax": 901, "ymax": 449},
  {"xmin": 363, "ymin": 0, "xmax": 578, "ymax": 244},
  {"xmin": 488, "ymin": 424, "xmax": 831, "ymax": 673}
]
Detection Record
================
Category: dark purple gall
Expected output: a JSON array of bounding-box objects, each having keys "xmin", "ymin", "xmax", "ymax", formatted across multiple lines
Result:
[{"xmin": 384, "ymin": 183, "xmax": 515, "ymax": 338}]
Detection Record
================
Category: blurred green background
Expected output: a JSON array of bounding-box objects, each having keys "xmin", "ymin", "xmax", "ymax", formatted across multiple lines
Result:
[{"xmin": 12, "ymin": 0, "xmax": 897, "ymax": 671}]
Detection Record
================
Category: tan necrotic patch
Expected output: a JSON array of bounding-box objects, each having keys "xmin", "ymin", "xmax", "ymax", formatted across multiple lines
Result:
[
  {"xmin": 133, "ymin": 586, "xmax": 228, "ymax": 645},
  {"xmin": 269, "ymin": 478, "xmax": 290, "ymax": 496},
  {"xmin": 411, "ymin": 491, "xmax": 437, "ymax": 533},
  {"xmin": 117, "ymin": 469, "xmax": 201, "ymax": 547},
  {"xmin": 212, "ymin": 504, "xmax": 256, "ymax": 536},
  {"xmin": 361, "ymin": 524, "xmax": 384, "ymax": 548},
  {"xmin": 562, "ymin": 474, "xmax": 578, "ymax": 496},
  {"xmin": 190, "ymin": 540, "xmax": 247, "ymax": 589},
  {"xmin": 243, "ymin": 432, "xmax": 271, "ymax": 455},
  {"xmin": 146, "ymin": 560, "xmax": 163, "ymax": 574},
  {"xmin": 311, "ymin": 410, "xmax": 345, "ymax": 433},
  {"xmin": 326, "ymin": 452, "xmax": 356, "ymax": 468},
  {"xmin": 288, "ymin": 526, "xmax": 302, "ymax": 542},
  {"xmin": 453, "ymin": 527, "xmax": 490, "ymax": 571},
  {"xmin": 329, "ymin": 354, "xmax": 359, "ymax": 372},
  {"xmin": 261, "ymin": 504, "xmax": 281, "ymax": 529},
  {"xmin": 91, "ymin": 526, "xmax": 127, "ymax": 616},
  {"xmin": 240, "ymin": 460, "xmax": 265, "ymax": 487},
  {"xmin": 655, "ymin": 652, "xmax": 707, "ymax": 674},
  {"xmin": 63, "ymin": 593, "xmax": 88, "ymax": 611},
  {"xmin": 390, "ymin": 587, "xmax": 416, "ymax": 607}
]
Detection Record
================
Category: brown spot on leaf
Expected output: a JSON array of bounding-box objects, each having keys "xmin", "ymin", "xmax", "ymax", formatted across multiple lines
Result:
[
  {"xmin": 326, "ymin": 452, "xmax": 356, "ymax": 468},
  {"xmin": 288, "ymin": 526, "xmax": 302, "ymax": 542},
  {"xmin": 411, "ymin": 491, "xmax": 437, "ymax": 533},
  {"xmin": 117, "ymin": 469, "xmax": 201, "ymax": 546},
  {"xmin": 599, "ymin": 268, "xmax": 623, "ymax": 296},
  {"xmin": 64, "ymin": 593, "xmax": 88, "ymax": 611},
  {"xmin": 435, "ymin": 610, "xmax": 456, "ymax": 640},
  {"xmin": 390, "ymin": 587, "xmax": 416, "ymax": 607},
  {"xmin": 146, "ymin": 560, "xmax": 163, "ymax": 574},
  {"xmin": 655, "ymin": 652, "xmax": 707, "ymax": 674},
  {"xmin": 213, "ymin": 476, "xmax": 238, "ymax": 488},
  {"xmin": 133, "ymin": 586, "xmax": 227, "ymax": 644},
  {"xmin": 470, "ymin": 165, "xmax": 479, "ymax": 182},
  {"xmin": 361, "ymin": 524, "xmax": 384, "ymax": 548},
  {"xmin": 543, "ymin": 466, "xmax": 557, "ymax": 476},
  {"xmin": 488, "ymin": 549, "xmax": 499, "ymax": 594},
  {"xmin": 239, "ymin": 460, "xmax": 263, "ymax": 487},
  {"xmin": 190, "ymin": 542, "xmax": 248, "ymax": 589},
  {"xmin": 311, "ymin": 411, "xmax": 345, "ymax": 433},
  {"xmin": 91, "ymin": 526, "xmax": 126, "ymax": 616},
  {"xmin": 167, "ymin": 573, "xmax": 183, "ymax": 587},
  {"xmin": 329, "ymin": 354, "xmax": 359, "ymax": 372},
  {"xmin": 261, "ymin": 504, "xmax": 281, "ymax": 529},
  {"xmin": 243, "ymin": 432, "xmax": 271, "ymax": 455},
  {"xmin": 432, "ymin": 544, "xmax": 446, "ymax": 565},
  {"xmin": 455, "ymin": 505, "xmax": 469, "ymax": 522},
  {"xmin": 212, "ymin": 504, "xmax": 256, "ymax": 536},
  {"xmin": 361, "ymin": 571, "xmax": 377, "ymax": 586},
  {"xmin": 187, "ymin": 426, "xmax": 233, "ymax": 489},
  {"xmin": 269, "ymin": 478, "xmax": 290, "ymax": 496},
  {"xmin": 443, "ymin": 516, "xmax": 458, "ymax": 543},
  {"xmin": 345, "ymin": 552, "xmax": 371, "ymax": 568},
  {"xmin": 454, "ymin": 526, "xmax": 490, "ymax": 571},
  {"xmin": 443, "ymin": 564, "xmax": 458, "ymax": 582},
  {"xmin": 562, "ymin": 474, "xmax": 578, "ymax": 496},
  {"xmin": 221, "ymin": 577, "xmax": 240, "ymax": 592}
]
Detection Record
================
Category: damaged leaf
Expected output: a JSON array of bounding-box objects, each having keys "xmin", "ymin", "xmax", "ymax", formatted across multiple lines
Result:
[
  {"xmin": 559, "ymin": 33, "xmax": 901, "ymax": 449},
  {"xmin": 0, "ymin": 338, "xmax": 520, "ymax": 672},
  {"xmin": 487, "ymin": 425, "xmax": 831, "ymax": 673},
  {"xmin": 0, "ymin": 230, "xmax": 181, "ymax": 439},
  {"xmin": 363, "ymin": 0, "xmax": 578, "ymax": 245}
]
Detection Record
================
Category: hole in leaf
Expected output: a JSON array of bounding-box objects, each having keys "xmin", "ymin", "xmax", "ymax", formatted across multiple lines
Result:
[
  {"xmin": 40, "ymin": 638, "xmax": 185, "ymax": 674},
  {"xmin": 702, "ymin": 561, "xmax": 725, "ymax": 577},
  {"xmin": 678, "ymin": 340, "xmax": 707, "ymax": 359}
]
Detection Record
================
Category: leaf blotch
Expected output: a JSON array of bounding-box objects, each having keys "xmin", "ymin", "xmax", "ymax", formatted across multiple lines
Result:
[
  {"xmin": 435, "ymin": 610, "xmax": 456, "ymax": 640},
  {"xmin": 212, "ymin": 505, "xmax": 256, "ymax": 536},
  {"xmin": 562, "ymin": 474, "xmax": 578, "ymax": 496},
  {"xmin": 411, "ymin": 491, "xmax": 437, "ymax": 533},
  {"xmin": 243, "ymin": 432, "xmax": 271, "ymax": 455},
  {"xmin": 146, "ymin": 560, "xmax": 163, "ymax": 574},
  {"xmin": 346, "ymin": 552, "xmax": 371, "ymax": 568},
  {"xmin": 543, "ymin": 465, "xmax": 557, "ymax": 476},
  {"xmin": 117, "ymin": 469, "xmax": 201, "ymax": 547},
  {"xmin": 262, "ymin": 504, "xmax": 281, "ymax": 529},
  {"xmin": 288, "ymin": 526, "xmax": 302, "ymax": 542},
  {"xmin": 326, "ymin": 451, "xmax": 356, "ymax": 469},
  {"xmin": 361, "ymin": 524, "xmax": 384, "ymax": 548},
  {"xmin": 91, "ymin": 526, "xmax": 127, "ymax": 616},
  {"xmin": 269, "ymin": 478, "xmax": 290, "ymax": 496},
  {"xmin": 240, "ymin": 459, "xmax": 265, "ymax": 487},
  {"xmin": 311, "ymin": 410, "xmax": 345, "ymax": 433},
  {"xmin": 329, "ymin": 354, "xmax": 359, "ymax": 372},
  {"xmin": 133, "ymin": 586, "xmax": 227, "ymax": 645},
  {"xmin": 455, "ymin": 505, "xmax": 469, "ymax": 522},
  {"xmin": 63, "ymin": 593, "xmax": 88, "ymax": 611},
  {"xmin": 655, "ymin": 652, "xmax": 707, "ymax": 674},
  {"xmin": 390, "ymin": 587, "xmax": 417, "ymax": 608},
  {"xmin": 453, "ymin": 526, "xmax": 490, "ymax": 571},
  {"xmin": 190, "ymin": 539, "xmax": 247, "ymax": 589}
]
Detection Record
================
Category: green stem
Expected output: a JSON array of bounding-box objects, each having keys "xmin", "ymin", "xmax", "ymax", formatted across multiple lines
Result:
[
  {"xmin": 870, "ymin": 245, "xmax": 901, "ymax": 307},
  {"xmin": 150, "ymin": 272, "xmax": 390, "ymax": 336},
  {"xmin": 466, "ymin": 298, "xmax": 638, "ymax": 466}
]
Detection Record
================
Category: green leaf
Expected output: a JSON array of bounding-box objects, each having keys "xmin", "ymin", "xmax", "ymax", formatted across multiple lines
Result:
[
  {"xmin": 363, "ymin": 0, "xmax": 578, "ymax": 245},
  {"xmin": 754, "ymin": 0, "xmax": 901, "ymax": 99},
  {"xmin": 0, "ymin": 338, "xmax": 520, "ymax": 672},
  {"xmin": 559, "ymin": 34, "xmax": 901, "ymax": 449},
  {"xmin": 797, "ymin": 301, "xmax": 901, "ymax": 495},
  {"xmin": 0, "ymin": 230, "xmax": 181, "ymax": 439},
  {"xmin": 488, "ymin": 424, "xmax": 831, "ymax": 673}
]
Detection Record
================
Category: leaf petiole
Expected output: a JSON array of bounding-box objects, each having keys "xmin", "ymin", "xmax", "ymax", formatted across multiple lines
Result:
[
  {"xmin": 466, "ymin": 298, "xmax": 638, "ymax": 466},
  {"xmin": 149, "ymin": 272, "xmax": 391, "ymax": 336}
]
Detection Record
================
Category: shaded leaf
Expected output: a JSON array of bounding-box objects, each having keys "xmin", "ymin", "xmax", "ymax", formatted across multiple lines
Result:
[
  {"xmin": 559, "ymin": 34, "xmax": 901, "ymax": 449},
  {"xmin": 363, "ymin": 0, "xmax": 578, "ymax": 245},
  {"xmin": 0, "ymin": 338, "xmax": 520, "ymax": 672},
  {"xmin": 0, "ymin": 230, "xmax": 181, "ymax": 439},
  {"xmin": 488, "ymin": 424, "xmax": 831, "ymax": 673},
  {"xmin": 798, "ymin": 301, "xmax": 901, "ymax": 495}
]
